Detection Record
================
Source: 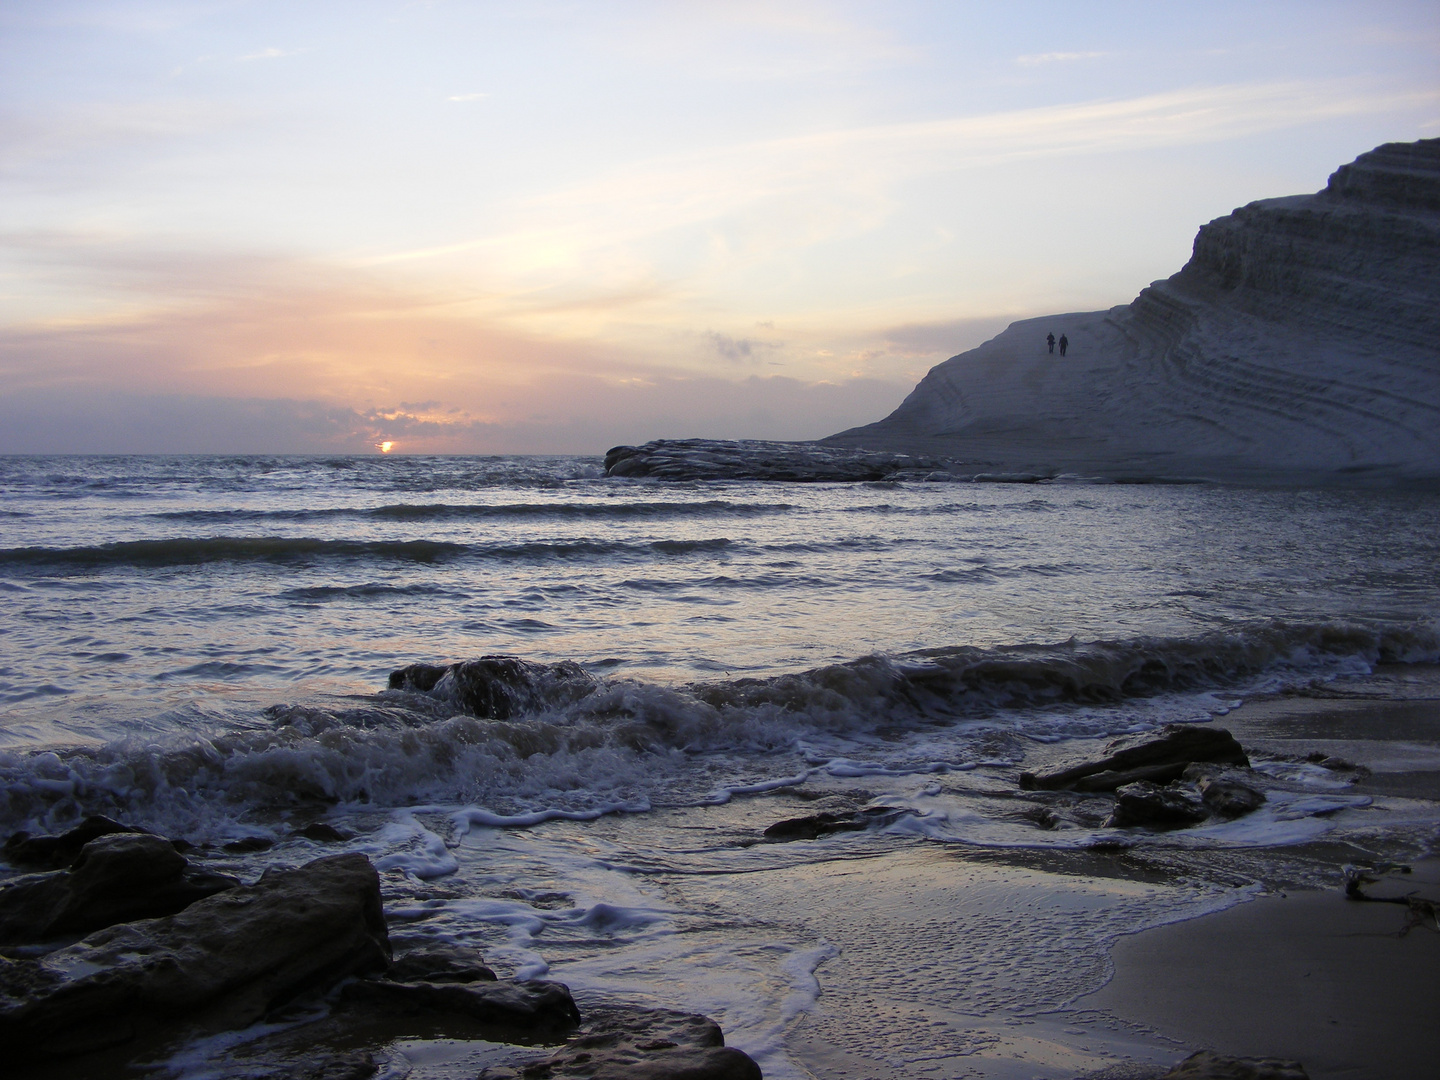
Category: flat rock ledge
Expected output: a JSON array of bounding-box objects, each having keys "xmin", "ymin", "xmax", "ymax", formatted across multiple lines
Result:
[
  {"xmin": 482, "ymin": 1006, "xmax": 762, "ymax": 1080},
  {"xmin": 1161, "ymin": 1050, "xmax": 1309, "ymax": 1079},
  {"xmin": 604, "ymin": 438, "xmax": 967, "ymax": 482},
  {"xmin": 0, "ymin": 826, "xmax": 763, "ymax": 1079}
]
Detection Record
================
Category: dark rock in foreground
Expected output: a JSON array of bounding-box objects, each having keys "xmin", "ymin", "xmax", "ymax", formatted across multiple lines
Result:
[
  {"xmin": 1019, "ymin": 725, "xmax": 1249, "ymax": 791},
  {"xmin": 343, "ymin": 976, "xmax": 580, "ymax": 1032},
  {"xmin": 1196, "ymin": 776, "xmax": 1267, "ymax": 818},
  {"xmin": 1105, "ymin": 780, "xmax": 1210, "ymax": 829},
  {"xmin": 3, "ymin": 814, "xmax": 143, "ymax": 869},
  {"xmin": 604, "ymin": 438, "xmax": 956, "ymax": 482},
  {"xmin": 0, "ymin": 853, "xmax": 391, "ymax": 1059},
  {"xmin": 1161, "ymin": 1049, "xmax": 1309, "ymax": 1079},
  {"xmin": 763, "ymin": 806, "xmax": 909, "ymax": 841},
  {"xmin": 0, "ymin": 832, "xmax": 237, "ymax": 944},
  {"xmin": 482, "ymin": 1006, "xmax": 762, "ymax": 1079}
]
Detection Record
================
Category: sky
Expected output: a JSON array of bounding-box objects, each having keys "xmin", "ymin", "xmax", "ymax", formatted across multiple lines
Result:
[{"xmin": 1, "ymin": 1, "xmax": 1436, "ymax": 455}]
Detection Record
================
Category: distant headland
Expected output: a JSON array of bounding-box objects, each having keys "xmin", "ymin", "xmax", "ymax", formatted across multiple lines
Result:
[{"xmin": 608, "ymin": 138, "xmax": 1440, "ymax": 484}]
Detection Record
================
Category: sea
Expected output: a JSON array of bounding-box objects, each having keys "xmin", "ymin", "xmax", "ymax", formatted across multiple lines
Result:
[{"xmin": 2, "ymin": 453, "xmax": 1439, "ymax": 1078}]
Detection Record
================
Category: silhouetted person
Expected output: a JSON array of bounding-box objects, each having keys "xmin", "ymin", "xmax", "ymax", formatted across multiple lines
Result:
[
  {"xmin": 1046, "ymin": 332, "xmax": 1055, "ymax": 354},
  {"xmin": 1058, "ymin": 334, "xmax": 1068, "ymax": 357}
]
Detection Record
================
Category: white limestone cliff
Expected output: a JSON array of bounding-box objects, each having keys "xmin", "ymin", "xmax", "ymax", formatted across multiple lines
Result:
[{"xmin": 827, "ymin": 139, "xmax": 1440, "ymax": 483}]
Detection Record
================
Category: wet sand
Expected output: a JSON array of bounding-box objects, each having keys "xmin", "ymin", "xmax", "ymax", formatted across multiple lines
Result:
[
  {"xmin": 1078, "ymin": 670, "xmax": 1440, "ymax": 1080},
  {"xmin": 1081, "ymin": 863, "xmax": 1440, "ymax": 1080}
]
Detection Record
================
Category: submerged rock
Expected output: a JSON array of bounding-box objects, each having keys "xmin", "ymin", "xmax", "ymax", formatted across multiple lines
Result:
[
  {"xmin": 1161, "ymin": 1049, "xmax": 1309, "ymax": 1079},
  {"xmin": 763, "ymin": 806, "xmax": 909, "ymax": 841},
  {"xmin": 1105, "ymin": 781, "xmax": 1210, "ymax": 828},
  {"xmin": 0, "ymin": 832, "xmax": 238, "ymax": 944},
  {"xmin": 481, "ymin": 1006, "xmax": 762, "ymax": 1080},
  {"xmin": 604, "ymin": 437, "xmax": 954, "ymax": 482},
  {"xmin": 1020, "ymin": 725, "xmax": 1249, "ymax": 791},
  {"xmin": 0, "ymin": 853, "xmax": 390, "ymax": 1060}
]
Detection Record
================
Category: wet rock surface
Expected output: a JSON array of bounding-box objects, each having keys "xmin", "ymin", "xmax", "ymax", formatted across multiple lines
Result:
[
  {"xmin": 390, "ymin": 655, "xmax": 599, "ymax": 720},
  {"xmin": 604, "ymin": 438, "xmax": 954, "ymax": 482},
  {"xmin": 0, "ymin": 852, "xmax": 391, "ymax": 1059},
  {"xmin": 1020, "ymin": 726, "xmax": 1249, "ymax": 791},
  {"xmin": 1105, "ymin": 781, "xmax": 1210, "ymax": 829},
  {"xmin": 2, "ymin": 814, "xmax": 144, "ymax": 869},
  {"xmin": 0, "ymin": 832, "xmax": 237, "ymax": 944},
  {"xmin": 763, "ymin": 806, "xmax": 909, "ymax": 841},
  {"xmin": 1160, "ymin": 1050, "xmax": 1309, "ymax": 1079},
  {"xmin": 1196, "ymin": 776, "xmax": 1267, "ymax": 818},
  {"xmin": 344, "ymin": 976, "xmax": 580, "ymax": 1032},
  {"xmin": 0, "ymin": 824, "xmax": 758, "ymax": 1079},
  {"xmin": 482, "ymin": 1006, "xmax": 763, "ymax": 1079}
]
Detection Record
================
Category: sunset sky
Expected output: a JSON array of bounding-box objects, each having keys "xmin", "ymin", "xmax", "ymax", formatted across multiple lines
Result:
[{"xmin": 2, "ymin": 1, "xmax": 1436, "ymax": 454}]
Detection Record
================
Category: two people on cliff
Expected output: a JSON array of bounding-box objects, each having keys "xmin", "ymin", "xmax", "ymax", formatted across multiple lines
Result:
[{"xmin": 1047, "ymin": 332, "xmax": 1068, "ymax": 356}]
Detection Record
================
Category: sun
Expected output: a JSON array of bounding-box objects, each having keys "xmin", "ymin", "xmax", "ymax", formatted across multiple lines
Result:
[{"xmin": 375, "ymin": 440, "xmax": 395, "ymax": 454}]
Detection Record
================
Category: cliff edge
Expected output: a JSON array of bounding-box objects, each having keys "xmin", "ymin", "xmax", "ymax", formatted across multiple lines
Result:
[{"xmin": 826, "ymin": 138, "xmax": 1440, "ymax": 483}]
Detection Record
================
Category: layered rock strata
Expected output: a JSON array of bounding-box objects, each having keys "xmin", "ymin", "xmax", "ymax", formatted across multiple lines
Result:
[{"xmin": 827, "ymin": 138, "xmax": 1440, "ymax": 483}]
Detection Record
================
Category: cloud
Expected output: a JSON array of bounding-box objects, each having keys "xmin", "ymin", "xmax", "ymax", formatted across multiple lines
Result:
[
  {"xmin": 446, "ymin": 93, "xmax": 490, "ymax": 102},
  {"xmin": 365, "ymin": 79, "xmax": 1437, "ymax": 294},
  {"xmin": 703, "ymin": 330, "xmax": 784, "ymax": 363},
  {"xmin": 238, "ymin": 47, "xmax": 308, "ymax": 62},
  {"xmin": 1016, "ymin": 51, "xmax": 1110, "ymax": 67}
]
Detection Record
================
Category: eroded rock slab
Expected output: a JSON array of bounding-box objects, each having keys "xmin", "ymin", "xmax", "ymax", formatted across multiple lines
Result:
[
  {"xmin": 1020, "ymin": 725, "xmax": 1248, "ymax": 791},
  {"xmin": 0, "ymin": 832, "xmax": 237, "ymax": 944},
  {"xmin": 482, "ymin": 1006, "xmax": 761, "ymax": 1079},
  {"xmin": 763, "ymin": 806, "xmax": 908, "ymax": 841},
  {"xmin": 1105, "ymin": 781, "xmax": 1210, "ymax": 828},
  {"xmin": 1161, "ymin": 1049, "xmax": 1309, "ymax": 1079},
  {"xmin": 0, "ymin": 853, "xmax": 390, "ymax": 1060},
  {"xmin": 604, "ymin": 438, "xmax": 954, "ymax": 482},
  {"xmin": 343, "ymin": 977, "xmax": 579, "ymax": 1033},
  {"xmin": 2, "ymin": 815, "xmax": 143, "ymax": 870}
]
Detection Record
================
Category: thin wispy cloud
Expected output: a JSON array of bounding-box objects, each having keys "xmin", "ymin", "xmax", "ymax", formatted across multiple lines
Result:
[
  {"xmin": 446, "ymin": 93, "xmax": 490, "ymax": 102},
  {"xmin": 238, "ymin": 47, "xmax": 308, "ymax": 62},
  {"xmin": 1016, "ymin": 51, "xmax": 1109, "ymax": 67},
  {"xmin": 369, "ymin": 79, "xmax": 1433, "ymax": 275}
]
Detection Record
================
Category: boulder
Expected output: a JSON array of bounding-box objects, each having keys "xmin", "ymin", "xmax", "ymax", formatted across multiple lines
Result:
[
  {"xmin": 386, "ymin": 943, "xmax": 497, "ymax": 983},
  {"xmin": 0, "ymin": 853, "xmax": 391, "ymax": 1059},
  {"xmin": 343, "ymin": 977, "xmax": 579, "ymax": 1032},
  {"xmin": 1197, "ymin": 776, "xmax": 1266, "ymax": 819},
  {"xmin": 1161, "ymin": 1049, "xmax": 1309, "ymax": 1079},
  {"xmin": 2, "ymin": 815, "xmax": 142, "ymax": 869},
  {"xmin": 481, "ymin": 1006, "xmax": 762, "ymax": 1080},
  {"xmin": 1020, "ymin": 726, "xmax": 1248, "ymax": 791},
  {"xmin": 1105, "ymin": 781, "xmax": 1210, "ymax": 828},
  {"xmin": 0, "ymin": 832, "xmax": 238, "ymax": 944},
  {"xmin": 389, "ymin": 656, "xmax": 598, "ymax": 720}
]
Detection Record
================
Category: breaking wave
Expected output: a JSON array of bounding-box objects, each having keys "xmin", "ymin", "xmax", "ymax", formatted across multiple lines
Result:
[{"xmin": 1, "ymin": 617, "xmax": 1433, "ymax": 839}]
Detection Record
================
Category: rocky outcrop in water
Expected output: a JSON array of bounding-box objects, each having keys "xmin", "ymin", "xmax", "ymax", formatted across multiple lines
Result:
[
  {"xmin": 604, "ymin": 438, "xmax": 954, "ymax": 481},
  {"xmin": 828, "ymin": 139, "xmax": 1440, "ymax": 483},
  {"xmin": 1019, "ymin": 725, "xmax": 1249, "ymax": 791}
]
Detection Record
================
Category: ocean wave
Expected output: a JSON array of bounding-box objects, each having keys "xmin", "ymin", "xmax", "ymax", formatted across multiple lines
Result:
[
  {"xmin": 1, "ymin": 617, "xmax": 1433, "ymax": 837},
  {"xmin": 151, "ymin": 499, "xmax": 794, "ymax": 524},
  {"xmin": 0, "ymin": 535, "xmax": 737, "ymax": 570}
]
